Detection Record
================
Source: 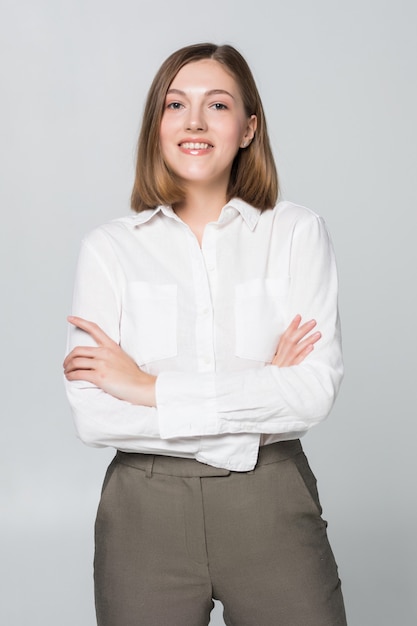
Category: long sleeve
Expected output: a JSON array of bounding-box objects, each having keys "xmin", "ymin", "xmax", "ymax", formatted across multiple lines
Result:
[
  {"xmin": 156, "ymin": 213, "xmax": 343, "ymax": 438},
  {"xmin": 64, "ymin": 232, "xmax": 199, "ymax": 457}
]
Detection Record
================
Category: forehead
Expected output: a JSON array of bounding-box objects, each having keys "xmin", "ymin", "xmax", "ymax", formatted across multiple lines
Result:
[{"xmin": 168, "ymin": 59, "xmax": 240, "ymax": 95}]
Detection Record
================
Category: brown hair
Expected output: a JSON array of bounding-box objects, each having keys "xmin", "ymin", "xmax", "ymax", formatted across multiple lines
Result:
[{"xmin": 131, "ymin": 43, "xmax": 278, "ymax": 212}]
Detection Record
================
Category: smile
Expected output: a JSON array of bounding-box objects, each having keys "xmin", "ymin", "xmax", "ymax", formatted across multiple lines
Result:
[{"xmin": 179, "ymin": 142, "xmax": 213, "ymax": 150}]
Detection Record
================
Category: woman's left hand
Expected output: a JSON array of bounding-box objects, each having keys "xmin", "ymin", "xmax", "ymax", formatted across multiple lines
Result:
[
  {"xmin": 271, "ymin": 315, "xmax": 321, "ymax": 367},
  {"xmin": 63, "ymin": 316, "xmax": 156, "ymax": 407}
]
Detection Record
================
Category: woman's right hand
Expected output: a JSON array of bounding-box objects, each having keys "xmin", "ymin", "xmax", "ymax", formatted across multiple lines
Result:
[
  {"xmin": 64, "ymin": 316, "xmax": 156, "ymax": 407},
  {"xmin": 272, "ymin": 315, "xmax": 321, "ymax": 367}
]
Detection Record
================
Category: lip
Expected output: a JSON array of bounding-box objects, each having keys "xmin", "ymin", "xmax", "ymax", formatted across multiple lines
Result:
[
  {"xmin": 178, "ymin": 137, "xmax": 213, "ymax": 146},
  {"xmin": 178, "ymin": 140, "xmax": 214, "ymax": 156},
  {"xmin": 178, "ymin": 138, "xmax": 213, "ymax": 148},
  {"xmin": 179, "ymin": 142, "xmax": 213, "ymax": 150}
]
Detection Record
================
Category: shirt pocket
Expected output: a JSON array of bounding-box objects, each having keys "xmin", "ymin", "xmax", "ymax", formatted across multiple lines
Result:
[
  {"xmin": 235, "ymin": 278, "xmax": 288, "ymax": 362},
  {"xmin": 121, "ymin": 282, "xmax": 177, "ymax": 365}
]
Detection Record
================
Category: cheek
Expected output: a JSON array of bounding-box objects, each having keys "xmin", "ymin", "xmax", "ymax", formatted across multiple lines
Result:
[
  {"xmin": 159, "ymin": 137, "xmax": 173, "ymax": 166},
  {"xmin": 222, "ymin": 121, "xmax": 246, "ymax": 151},
  {"xmin": 159, "ymin": 118, "xmax": 173, "ymax": 149},
  {"xmin": 159, "ymin": 126, "xmax": 167, "ymax": 151}
]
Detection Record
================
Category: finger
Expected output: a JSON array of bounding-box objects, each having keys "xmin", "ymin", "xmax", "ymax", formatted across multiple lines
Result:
[
  {"xmin": 64, "ymin": 356, "xmax": 96, "ymax": 375},
  {"xmin": 288, "ymin": 319, "xmax": 317, "ymax": 343},
  {"xmin": 272, "ymin": 328, "xmax": 321, "ymax": 366},
  {"xmin": 281, "ymin": 317, "xmax": 316, "ymax": 342},
  {"xmin": 63, "ymin": 346, "xmax": 101, "ymax": 369},
  {"xmin": 276, "ymin": 337, "xmax": 319, "ymax": 367},
  {"xmin": 64, "ymin": 368, "xmax": 99, "ymax": 384},
  {"xmin": 275, "ymin": 321, "xmax": 318, "ymax": 360},
  {"xmin": 67, "ymin": 316, "xmax": 115, "ymax": 347},
  {"xmin": 293, "ymin": 331, "xmax": 322, "ymax": 353},
  {"xmin": 284, "ymin": 331, "xmax": 321, "ymax": 363},
  {"xmin": 298, "ymin": 319, "xmax": 317, "ymax": 334},
  {"xmin": 286, "ymin": 314, "xmax": 302, "ymax": 332},
  {"xmin": 291, "ymin": 344, "xmax": 315, "ymax": 365}
]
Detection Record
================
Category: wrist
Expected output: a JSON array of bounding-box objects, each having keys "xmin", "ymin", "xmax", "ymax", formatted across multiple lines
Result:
[{"xmin": 141, "ymin": 373, "xmax": 157, "ymax": 407}]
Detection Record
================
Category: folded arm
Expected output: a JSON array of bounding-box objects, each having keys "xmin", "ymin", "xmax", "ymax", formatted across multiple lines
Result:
[{"xmin": 64, "ymin": 214, "xmax": 342, "ymax": 447}]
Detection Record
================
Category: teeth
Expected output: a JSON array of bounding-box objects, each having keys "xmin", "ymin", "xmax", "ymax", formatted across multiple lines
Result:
[{"xmin": 180, "ymin": 142, "xmax": 211, "ymax": 150}]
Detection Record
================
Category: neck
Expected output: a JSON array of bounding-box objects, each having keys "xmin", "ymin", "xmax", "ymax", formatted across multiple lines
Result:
[{"xmin": 173, "ymin": 183, "xmax": 228, "ymax": 243}]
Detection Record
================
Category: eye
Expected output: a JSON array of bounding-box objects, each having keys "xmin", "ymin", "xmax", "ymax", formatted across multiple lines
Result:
[
  {"xmin": 210, "ymin": 102, "xmax": 228, "ymax": 110},
  {"xmin": 166, "ymin": 101, "xmax": 184, "ymax": 110}
]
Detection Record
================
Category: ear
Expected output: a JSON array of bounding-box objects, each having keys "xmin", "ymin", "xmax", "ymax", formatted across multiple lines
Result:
[{"xmin": 240, "ymin": 115, "xmax": 257, "ymax": 148}]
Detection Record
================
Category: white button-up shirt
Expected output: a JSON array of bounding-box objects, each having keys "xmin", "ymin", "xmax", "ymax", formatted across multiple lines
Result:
[{"xmin": 65, "ymin": 199, "xmax": 343, "ymax": 471}]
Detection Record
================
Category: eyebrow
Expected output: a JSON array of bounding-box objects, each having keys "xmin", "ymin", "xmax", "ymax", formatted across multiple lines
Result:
[{"xmin": 166, "ymin": 88, "xmax": 235, "ymax": 100}]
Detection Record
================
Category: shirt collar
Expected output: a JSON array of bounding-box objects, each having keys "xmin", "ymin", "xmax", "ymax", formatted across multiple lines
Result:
[
  {"xmin": 130, "ymin": 198, "xmax": 262, "ymax": 231},
  {"xmin": 130, "ymin": 205, "xmax": 181, "ymax": 229},
  {"xmin": 222, "ymin": 198, "xmax": 261, "ymax": 231}
]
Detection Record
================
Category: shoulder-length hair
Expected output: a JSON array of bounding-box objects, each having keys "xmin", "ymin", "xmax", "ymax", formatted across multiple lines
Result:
[{"xmin": 131, "ymin": 43, "xmax": 278, "ymax": 212}]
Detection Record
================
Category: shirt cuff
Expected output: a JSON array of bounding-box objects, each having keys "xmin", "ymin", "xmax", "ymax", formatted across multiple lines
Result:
[
  {"xmin": 196, "ymin": 432, "xmax": 261, "ymax": 471},
  {"xmin": 156, "ymin": 371, "xmax": 219, "ymax": 439}
]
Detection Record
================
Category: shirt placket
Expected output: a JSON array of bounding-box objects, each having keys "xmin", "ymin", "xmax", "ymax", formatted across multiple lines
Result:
[{"xmin": 188, "ymin": 226, "xmax": 217, "ymax": 373}]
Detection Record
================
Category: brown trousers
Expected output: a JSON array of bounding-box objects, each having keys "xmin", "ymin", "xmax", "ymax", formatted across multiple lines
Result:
[{"xmin": 94, "ymin": 440, "xmax": 347, "ymax": 626}]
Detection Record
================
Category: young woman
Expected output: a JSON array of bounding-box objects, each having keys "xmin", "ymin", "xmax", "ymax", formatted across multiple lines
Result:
[{"xmin": 64, "ymin": 43, "xmax": 347, "ymax": 626}]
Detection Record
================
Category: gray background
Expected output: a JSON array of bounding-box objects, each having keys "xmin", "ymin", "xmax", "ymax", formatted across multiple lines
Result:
[{"xmin": 1, "ymin": 0, "xmax": 416, "ymax": 624}]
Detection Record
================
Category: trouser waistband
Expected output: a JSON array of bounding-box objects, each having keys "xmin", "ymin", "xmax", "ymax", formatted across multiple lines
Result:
[{"xmin": 115, "ymin": 439, "xmax": 302, "ymax": 478}]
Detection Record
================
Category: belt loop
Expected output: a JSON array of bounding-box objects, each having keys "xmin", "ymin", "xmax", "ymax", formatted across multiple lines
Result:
[{"xmin": 145, "ymin": 455, "xmax": 155, "ymax": 478}]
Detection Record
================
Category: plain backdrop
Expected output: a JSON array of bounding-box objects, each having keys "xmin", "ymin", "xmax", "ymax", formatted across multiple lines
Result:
[{"xmin": 1, "ymin": 0, "xmax": 416, "ymax": 624}]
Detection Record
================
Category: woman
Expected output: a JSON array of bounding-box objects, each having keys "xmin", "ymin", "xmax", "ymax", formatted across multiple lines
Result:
[{"xmin": 64, "ymin": 43, "xmax": 346, "ymax": 626}]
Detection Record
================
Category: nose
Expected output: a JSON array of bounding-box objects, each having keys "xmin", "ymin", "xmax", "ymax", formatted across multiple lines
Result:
[{"xmin": 185, "ymin": 105, "xmax": 207, "ymax": 132}]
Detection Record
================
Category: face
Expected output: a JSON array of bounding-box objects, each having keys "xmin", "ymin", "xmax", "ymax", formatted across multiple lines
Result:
[{"xmin": 159, "ymin": 59, "xmax": 257, "ymax": 193}]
